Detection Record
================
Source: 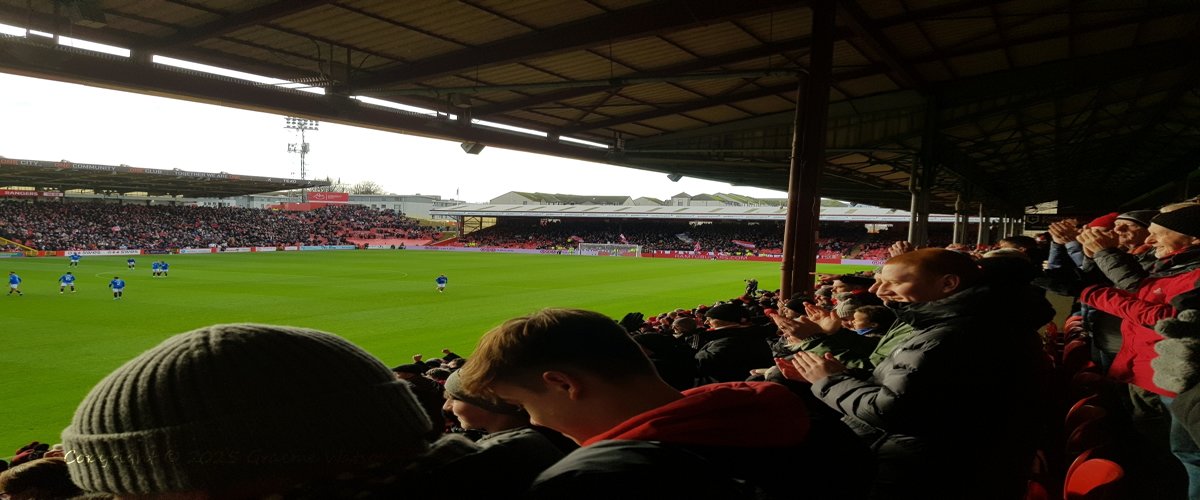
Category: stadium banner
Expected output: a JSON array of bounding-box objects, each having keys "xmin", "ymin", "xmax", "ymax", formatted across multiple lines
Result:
[
  {"xmin": 645, "ymin": 251, "xmax": 781, "ymax": 262},
  {"xmin": 300, "ymin": 245, "xmax": 356, "ymax": 251},
  {"xmin": 406, "ymin": 246, "xmax": 574, "ymax": 255},
  {"xmin": 306, "ymin": 192, "xmax": 349, "ymax": 203},
  {"xmin": 0, "ymin": 189, "xmax": 62, "ymax": 198},
  {"xmin": 731, "ymin": 239, "xmax": 757, "ymax": 249},
  {"xmin": 179, "ymin": 248, "xmax": 215, "ymax": 254},
  {"xmin": 57, "ymin": 249, "xmax": 141, "ymax": 256},
  {"xmin": 406, "ymin": 245, "xmax": 474, "ymax": 252},
  {"xmin": 145, "ymin": 249, "xmax": 171, "ymax": 255},
  {"xmin": 0, "ymin": 252, "xmax": 24, "ymax": 258},
  {"xmin": 283, "ymin": 246, "xmax": 300, "ymax": 251},
  {"xmin": 253, "ymin": 246, "xmax": 278, "ymax": 252},
  {"xmin": 842, "ymin": 258, "xmax": 885, "ymax": 266},
  {"xmin": 221, "ymin": 247, "xmax": 253, "ymax": 253}
]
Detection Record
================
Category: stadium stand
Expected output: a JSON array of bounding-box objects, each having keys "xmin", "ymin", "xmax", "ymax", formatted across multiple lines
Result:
[{"xmin": 0, "ymin": 201, "xmax": 442, "ymax": 250}]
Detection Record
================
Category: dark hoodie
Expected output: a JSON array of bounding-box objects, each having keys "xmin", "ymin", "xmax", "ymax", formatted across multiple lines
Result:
[{"xmin": 530, "ymin": 382, "xmax": 870, "ymax": 500}]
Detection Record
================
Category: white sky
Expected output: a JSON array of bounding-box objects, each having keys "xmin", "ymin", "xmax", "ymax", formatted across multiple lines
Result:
[{"xmin": 0, "ymin": 33, "xmax": 789, "ymax": 204}]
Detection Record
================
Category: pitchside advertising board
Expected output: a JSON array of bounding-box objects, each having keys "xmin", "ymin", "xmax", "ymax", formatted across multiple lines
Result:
[
  {"xmin": 0, "ymin": 190, "xmax": 64, "ymax": 198},
  {"xmin": 306, "ymin": 192, "xmax": 349, "ymax": 203},
  {"xmin": 55, "ymin": 249, "xmax": 140, "ymax": 256}
]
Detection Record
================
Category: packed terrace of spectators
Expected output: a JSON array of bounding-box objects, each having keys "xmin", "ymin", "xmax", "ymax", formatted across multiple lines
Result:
[
  {"xmin": 0, "ymin": 201, "xmax": 955, "ymax": 257},
  {"xmin": 0, "ymin": 201, "xmax": 440, "ymax": 250},
  {"xmin": 453, "ymin": 219, "xmax": 953, "ymax": 256}
]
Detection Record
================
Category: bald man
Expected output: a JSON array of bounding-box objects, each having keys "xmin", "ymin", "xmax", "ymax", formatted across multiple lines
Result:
[{"xmin": 788, "ymin": 248, "xmax": 1053, "ymax": 500}]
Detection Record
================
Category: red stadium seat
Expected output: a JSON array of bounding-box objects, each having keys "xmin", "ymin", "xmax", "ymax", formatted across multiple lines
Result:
[
  {"xmin": 1065, "ymin": 405, "xmax": 1107, "ymax": 437},
  {"xmin": 1066, "ymin": 419, "xmax": 1112, "ymax": 458},
  {"xmin": 1064, "ymin": 458, "xmax": 1123, "ymax": 499},
  {"xmin": 1024, "ymin": 479, "xmax": 1051, "ymax": 500},
  {"xmin": 1061, "ymin": 339, "xmax": 1093, "ymax": 375},
  {"xmin": 1045, "ymin": 321, "xmax": 1060, "ymax": 337}
]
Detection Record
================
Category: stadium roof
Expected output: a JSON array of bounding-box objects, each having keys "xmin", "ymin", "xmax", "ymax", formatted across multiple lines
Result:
[
  {"xmin": 0, "ymin": 1, "xmax": 1197, "ymax": 213},
  {"xmin": 0, "ymin": 157, "xmax": 327, "ymax": 198},
  {"xmin": 433, "ymin": 203, "xmax": 967, "ymax": 222}
]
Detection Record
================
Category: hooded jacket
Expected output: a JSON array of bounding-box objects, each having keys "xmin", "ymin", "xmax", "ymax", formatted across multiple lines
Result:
[
  {"xmin": 1081, "ymin": 246, "xmax": 1200, "ymax": 396},
  {"xmin": 814, "ymin": 285, "xmax": 1051, "ymax": 440},
  {"xmin": 811, "ymin": 284, "xmax": 1052, "ymax": 498},
  {"xmin": 531, "ymin": 382, "xmax": 869, "ymax": 500}
]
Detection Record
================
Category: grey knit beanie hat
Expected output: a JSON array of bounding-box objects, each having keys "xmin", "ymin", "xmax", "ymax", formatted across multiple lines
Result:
[{"xmin": 61, "ymin": 323, "xmax": 433, "ymax": 496}]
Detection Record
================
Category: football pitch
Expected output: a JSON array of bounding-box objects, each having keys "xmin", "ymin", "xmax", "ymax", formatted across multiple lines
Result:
[{"xmin": 0, "ymin": 250, "xmax": 873, "ymax": 454}]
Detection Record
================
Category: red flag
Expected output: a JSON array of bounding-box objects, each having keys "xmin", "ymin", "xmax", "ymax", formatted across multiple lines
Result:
[
  {"xmin": 619, "ymin": 233, "xmax": 628, "ymax": 244},
  {"xmin": 731, "ymin": 239, "xmax": 756, "ymax": 249}
]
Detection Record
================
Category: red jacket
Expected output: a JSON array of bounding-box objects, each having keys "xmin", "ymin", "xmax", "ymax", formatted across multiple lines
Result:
[
  {"xmin": 581, "ymin": 381, "xmax": 808, "ymax": 447},
  {"xmin": 1082, "ymin": 246, "xmax": 1200, "ymax": 397}
]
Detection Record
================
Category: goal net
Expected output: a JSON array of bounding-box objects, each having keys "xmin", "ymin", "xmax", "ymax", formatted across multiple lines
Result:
[{"xmin": 576, "ymin": 243, "xmax": 642, "ymax": 258}]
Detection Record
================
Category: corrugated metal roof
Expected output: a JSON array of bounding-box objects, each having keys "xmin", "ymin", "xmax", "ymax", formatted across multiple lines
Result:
[{"xmin": 0, "ymin": 0, "xmax": 1195, "ymax": 212}]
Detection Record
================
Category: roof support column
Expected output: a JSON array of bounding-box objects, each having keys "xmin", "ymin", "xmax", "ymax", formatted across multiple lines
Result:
[
  {"xmin": 909, "ymin": 98, "xmax": 939, "ymax": 247},
  {"xmin": 780, "ymin": 0, "xmax": 834, "ymax": 299},
  {"xmin": 951, "ymin": 194, "xmax": 964, "ymax": 244},
  {"xmin": 976, "ymin": 203, "xmax": 987, "ymax": 248}
]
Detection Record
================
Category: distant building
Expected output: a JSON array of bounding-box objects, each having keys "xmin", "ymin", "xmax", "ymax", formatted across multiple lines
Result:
[
  {"xmin": 492, "ymin": 191, "xmax": 791, "ymax": 208},
  {"xmin": 491, "ymin": 191, "xmax": 633, "ymax": 205},
  {"xmin": 193, "ymin": 193, "xmax": 463, "ymax": 221}
]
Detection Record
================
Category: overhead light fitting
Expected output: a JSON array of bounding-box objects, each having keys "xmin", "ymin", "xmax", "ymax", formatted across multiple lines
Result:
[
  {"xmin": 461, "ymin": 142, "xmax": 485, "ymax": 155},
  {"xmin": 666, "ymin": 173, "xmax": 683, "ymax": 182}
]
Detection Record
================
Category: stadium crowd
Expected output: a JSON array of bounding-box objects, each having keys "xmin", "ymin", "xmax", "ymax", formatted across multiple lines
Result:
[
  {"xmin": 0, "ymin": 201, "xmax": 439, "ymax": 250},
  {"xmin": 3, "ymin": 197, "xmax": 1200, "ymax": 499},
  {"xmin": 454, "ymin": 219, "xmax": 953, "ymax": 257}
]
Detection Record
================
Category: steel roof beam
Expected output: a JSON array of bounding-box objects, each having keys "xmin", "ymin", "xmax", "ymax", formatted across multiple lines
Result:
[
  {"xmin": 555, "ymin": 82, "xmax": 798, "ymax": 135},
  {"xmin": 471, "ymin": 36, "xmax": 827, "ymax": 117},
  {"xmin": 354, "ymin": 0, "xmax": 799, "ymax": 89},
  {"xmin": 837, "ymin": 1, "xmax": 924, "ymax": 90},
  {"xmin": 142, "ymin": 1, "xmax": 332, "ymax": 50}
]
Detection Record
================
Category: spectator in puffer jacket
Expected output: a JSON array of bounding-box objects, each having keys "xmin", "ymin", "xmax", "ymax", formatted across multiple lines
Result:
[{"xmin": 781, "ymin": 248, "xmax": 1052, "ymax": 500}]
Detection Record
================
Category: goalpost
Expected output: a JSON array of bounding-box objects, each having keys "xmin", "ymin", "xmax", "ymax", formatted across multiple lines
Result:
[{"xmin": 576, "ymin": 243, "xmax": 642, "ymax": 258}]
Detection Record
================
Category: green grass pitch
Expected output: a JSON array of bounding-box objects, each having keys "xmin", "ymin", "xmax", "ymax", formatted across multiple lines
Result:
[{"xmin": 0, "ymin": 250, "xmax": 874, "ymax": 455}]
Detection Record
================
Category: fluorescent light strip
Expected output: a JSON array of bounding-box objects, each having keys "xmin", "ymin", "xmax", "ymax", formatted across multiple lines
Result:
[
  {"xmin": 559, "ymin": 136, "xmax": 609, "ymax": 148},
  {"xmin": 59, "ymin": 36, "xmax": 130, "ymax": 57},
  {"xmin": 471, "ymin": 119, "xmax": 547, "ymax": 137}
]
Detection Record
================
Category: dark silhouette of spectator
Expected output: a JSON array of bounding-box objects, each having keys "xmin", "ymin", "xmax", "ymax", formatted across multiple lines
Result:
[{"xmin": 0, "ymin": 457, "xmax": 83, "ymax": 500}]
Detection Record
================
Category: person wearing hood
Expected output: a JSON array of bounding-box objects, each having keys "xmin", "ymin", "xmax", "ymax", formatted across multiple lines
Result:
[
  {"xmin": 781, "ymin": 248, "xmax": 1053, "ymax": 500},
  {"xmin": 456, "ymin": 308, "xmax": 869, "ymax": 500}
]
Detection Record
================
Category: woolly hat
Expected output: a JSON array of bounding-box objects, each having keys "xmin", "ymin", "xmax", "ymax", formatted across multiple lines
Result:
[
  {"xmin": 1116, "ymin": 209, "xmax": 1159, "ymax": 229},
  {"xmin": 835, "ymin": 274, "xmax": 874, "ymax": 287},
  {"xmin": 705, "ymin": 303, "xmax": 748, "ymax": 322},
  {"xmin": 1086, "ymin": 212, "xmax": 1120, "ymax": 229},
  {"xmin": 442, "ymin": 371, "xmax": 524, "ymax": 416},
  {"xmin": 1151, "ymin": 205, "xmax": 1200, "ymax": 238},
  {"xmin": 391, "ymin": 362, "xmax": 427, "ymax": 374},
  {"xmin": 834, "ymin": 300, "xmax": 858, "ymax": 319},
  {"xmin": 61, "ymin": 323, "xmax": 434, "ymax": 496}
]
